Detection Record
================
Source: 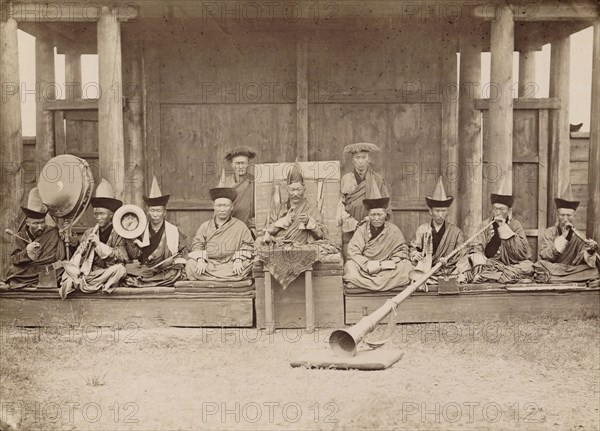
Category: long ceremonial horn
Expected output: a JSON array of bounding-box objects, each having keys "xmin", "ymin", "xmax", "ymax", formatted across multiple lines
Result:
[{"xmin": 329, "ymin": 219, "xmax": 495, "ymax": 358}]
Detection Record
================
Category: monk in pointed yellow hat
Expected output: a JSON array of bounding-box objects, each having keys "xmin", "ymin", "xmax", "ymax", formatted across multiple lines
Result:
[
  {"xmin": 458, "ymin": 176, "xmax": 534, "ymax": 284},
  {"xmin": 3, "ymin": 188, "xmax": 67, "ymax": 288},
  {"xmin": 409, "ymin": 177, "xmax": 466, "ymax": 287},
  {"xmin": 125, "ymin": 175, "xmax": 188, "ymax": 287},
  {"xmin": 533, "ymin": 181, "xmax": 599, "ymax": 284},
  {"xmin": 59, "ymin": 179, "xmax": 129, "ymax": 299}
]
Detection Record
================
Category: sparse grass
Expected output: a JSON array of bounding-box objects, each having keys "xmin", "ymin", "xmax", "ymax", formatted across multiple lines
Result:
[{"xmin": 1, "ymin": 318, "xmax": 599, "ymax": 430}]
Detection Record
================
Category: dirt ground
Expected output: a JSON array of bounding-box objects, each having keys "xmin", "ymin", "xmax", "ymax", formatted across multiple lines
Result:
[{"xmin": 1, "ymin": 318, "xmax": 598, "ymax": 431}]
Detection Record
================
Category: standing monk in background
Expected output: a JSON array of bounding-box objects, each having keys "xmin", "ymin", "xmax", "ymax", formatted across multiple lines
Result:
[
  {"xmin": 3, "ymin": 188, "xmax": 66, "ymax": 288},
  {"xmin": 534, "ymin": 182, "xmax": 599, "ymax": 284},
  {"xmin": 125, "ymin": 176, "xmax": 188, "ymax": 286},
  {"xmin": 336, "ymin": 143, "xmax": 389, "ymax": 257},
  {"xmin": 218, "ymin": 146, "xmax": 256, "ymax": 234}
]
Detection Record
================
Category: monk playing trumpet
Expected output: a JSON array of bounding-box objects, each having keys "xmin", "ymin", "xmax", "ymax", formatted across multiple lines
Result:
[{"xmin": 533, "ymin": 182, "xmax": 599, "ymax": 284}]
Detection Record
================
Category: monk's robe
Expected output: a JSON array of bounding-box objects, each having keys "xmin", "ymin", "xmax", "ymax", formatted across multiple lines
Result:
[
  {"xmin": 410, "ymin": 221, "xmax": 467, "ymax": 276},
  {"xmin": 59, "ymin": 224, "xmax": 128, "ymax": 298},
  {"xmin": 343, "ymin": 221, "xmax": 414, "ymax": 291},
  {"xmin": 533, "ymin": 225, "xmax": 600, "ymax": 283},
  {"xmin": 186, "ymin": 217, "xmax": 254, "ymax": 281},
  {"xmin": 336, "ymin": 168, "xmax": 390, "ymax": 234},
  {"xmin": 3, "ymin": 225, "xmax": 66, "ymax": 288},
  {"xmin": 266, "ymin": 198, "xmax": 327, "ymax": 244},
  {"xmin": 460, "ymin": 217, "xmax": 534, "ymax": 284},
  {"xmin": 218, "ymin": 174, "xmax": 255, "ymax": 229},
  {"xmin": 125, "ymin": 221, "xmax": 188, "ymax": 287}
]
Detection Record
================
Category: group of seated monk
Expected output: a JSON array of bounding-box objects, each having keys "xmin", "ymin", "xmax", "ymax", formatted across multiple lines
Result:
[{"xmin": 2, "ymin": 144, "xmax": 599, "ymax": 296}]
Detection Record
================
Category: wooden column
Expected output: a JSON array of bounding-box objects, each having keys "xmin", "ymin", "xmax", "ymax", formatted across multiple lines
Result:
[
  {"xmin": 488, "ymin": 4, "xmax": 514, "ymax": 194},
  {"xmin": 65, "ymin": 51, "xmax": 82, "ymax": 100},
  {"xmin": 441, "ymin": 31, "xmax": 459, "ymax": 223},
  {"xmin": 457, "ymin": 34, "xmax": 483, "ymax": 237},
  {"xmin": 0, "ymin": 17, "xmax": 24, "ymax": 275},
  {"xmin": 35, "ymin": 30, "xmax": 55, "ymax": 177},
  {"xmin": 587, "ymin": 20, "xmax": 600, "ymax": 240},
  {"xmin": 123, "ymin": 38, "xmax": 145, "ymax": 207},
  {"xmin": 548, "ymin": 36, "xmax": 570, "ymax": 225},
  {"xmin": 518, "ymin": 50, "xmax": 536, "ymax": 97},
  {"xmin": 98, "ymin": 6, "xmax": 125, "ymax": 199},
  {"xmin": 296, "ymin": 34, "xmax": 308, "ymax": 161}
]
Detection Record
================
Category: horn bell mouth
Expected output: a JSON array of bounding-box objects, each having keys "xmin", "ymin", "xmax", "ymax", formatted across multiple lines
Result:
[{"xmin": 329, "ymin": 329, "xmax": 357, "ymax": 358}]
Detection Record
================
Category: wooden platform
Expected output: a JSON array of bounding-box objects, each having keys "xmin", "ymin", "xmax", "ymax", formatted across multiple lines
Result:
[
  {"xmin": 344, "ymin": 284, "xmax": 600, "ymax": 324},
  {"xmin": 254, "ymin": 262, "xmax": 344, "ymax": 330},
  {"xmin": 0, "ymin": 288, "xmax": 255, "ymax": 327}
]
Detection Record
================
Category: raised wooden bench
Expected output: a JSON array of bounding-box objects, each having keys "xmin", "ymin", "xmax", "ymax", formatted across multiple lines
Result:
[
  {"xmin": 0, "ymin": 284, "xmax": 255, "ymax": 328},
  {"xmin": 253, "ymin": 261, "xmax": 344, "ymax": 330},
  {"xmin": 344, "ymin": 283, "xmax": 600, "ymax": 324}
]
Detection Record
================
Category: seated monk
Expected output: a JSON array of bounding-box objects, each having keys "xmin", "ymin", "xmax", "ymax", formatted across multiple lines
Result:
[
  {"xmin": 533, "ymin": 182, "xmax": 599, "ymax": 284},
  {"xmin": 59, "ymin": 179, "xmax": 128, "ymax": 298},
  {"xmin": 343, "ymin": 197, "xmax": 413, "ymax": 291},
  {"xmin": 261, "ymin": 163, "xmax": 327, "ymax": 245},
  {"xmin": 125, "ymin": 176, "xmax": 188, "ymax": 287},
  {"xmin": 3, "ymin": 188, "xmax": 66, "ymax": 289},
  {"xmin": 218, "ymin": 146, "xmax": 257, "ymax": 233},
  {"xmin": 185, "ymin": 187, "xmax": 254, "ymax": 281},
  {"xmin": 458, "ymin": 178, "xmax": 534, "ymax": 284},
  {"xmin": 410, "ymin": 177, "xmax": 466, "ymax": 287}
]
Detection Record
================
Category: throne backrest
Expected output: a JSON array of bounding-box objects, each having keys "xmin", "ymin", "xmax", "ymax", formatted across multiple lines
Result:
[{"xmin": 254, "ymin": 161, "xmax": 342, "ymax": 247}]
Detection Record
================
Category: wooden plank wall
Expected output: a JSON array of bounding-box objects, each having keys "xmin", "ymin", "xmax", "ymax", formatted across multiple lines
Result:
[{"xmin": 142, "ymin": 22, "xmax": 447, "ymax": 242}]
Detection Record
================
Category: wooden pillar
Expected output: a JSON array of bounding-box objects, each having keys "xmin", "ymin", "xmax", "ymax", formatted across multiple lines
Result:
[
  {"xmin": 518, "ymin": 50, "xmax": 536, "ymax": 97},
  {"xmin": 98, "ymin": 6, "xmax": 125, "ymax": 199},
  {"xmin": 441, "ymin": 30, "xmax": 459, "ymax": 223},
  {"xmin": 587, "ymin": 20, "xmax": 600, "ymax": 240},
  {"xmin": 458, "ymin": 34, "xmax": 483, "ymax": 237},
  {"xmin": 65, "ymin": 51, "xmax": 82, "ymax": 100},
  {"xmin": 35, "ymin": 30, "xmax": 55, "ymax": 177},
  {"xmin": 123, "ymin": 39, "xmax": 145, "ymax": 207},
  {"xmin": 548, "ymin": 36, "xmax": 570, "ymax": 225},
  {"xmin": 488, "ymin": 4, "xmax": 514, "ymax": 193},
  {"xmin": 296, "ymin": 34, "xmax": 308, "ymax": 161},
  {"xmin": 0, "ymin": 17, "xmax": 24, "ymax": 275}
]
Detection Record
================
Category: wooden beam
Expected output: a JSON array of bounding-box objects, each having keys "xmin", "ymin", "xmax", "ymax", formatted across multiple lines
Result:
[
  {"xmin": 548, "ymin": 36, "xmax": 570, "ymax": 226},
  {"xmin": 488, "ymin": 4, "xmax": 514, "ymax": 193},
  {"xmin": 441, "ymin": 30, "xmax": 459, "ymax": 223},
  {"xmin": 65, "ymin": 52, "xmax": 82, "ymax": 100},
  {"xmin": 35, "ymin": 28, "xmax": 55, "ymax": 178},
  {"xmin": 296, "ymin": 34, "xmax": 308, "ymax": 161},
  {"xmin": 8, "ymin": 2, "xmax": 139, "ymax": 22},
  {"xmin": 44, "ymin": 99, "xmax": 98, "ymax": 111},
  {"xmin": 98, "ymin": 6, "xmax": 125, "ymax": 199},
  {"xmin": 123, "ymin": 38, "xmax": 145, "ymax": 207},
  {"xmin": 475, "ymin": 97, "xmax": 560, "ymax": 110},
  {"xmin": 0, "ymin": 17, "xmax": 24, "ymax": 277},
  {"xmin": 587, "ymin": 20, "xmax": 600, "ymax": 240},
  {"xmin": 518, "ymin": 50, "xmax": 536, "ymax": 97},
  {"xmin": 474, "ymin": 2, "xmax": 598, "ymax": 21},
  {"xmin": 142, "ymin": 40, "xmax": 161, "ymax": 189},
  {"xmin": 458, "ymin": 32, "xmax": 483, "ymax": 237}
]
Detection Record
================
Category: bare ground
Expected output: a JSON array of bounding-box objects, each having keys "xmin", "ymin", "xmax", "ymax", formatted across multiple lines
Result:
[{"xmin": 1, "ymin": 318, "xmax": 599, "ymax": 431}]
